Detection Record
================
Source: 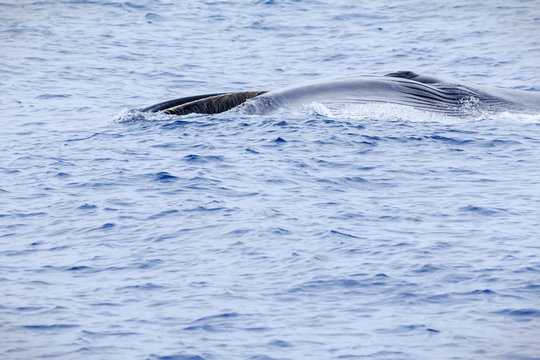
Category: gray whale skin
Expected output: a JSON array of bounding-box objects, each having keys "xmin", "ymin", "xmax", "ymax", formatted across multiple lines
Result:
[{"xmin": 141, "ymin": 71, "xmax": 540, "ymax": 116}]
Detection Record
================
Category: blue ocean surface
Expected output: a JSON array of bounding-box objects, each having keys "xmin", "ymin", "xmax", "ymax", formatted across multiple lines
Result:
[{"xmin": 1, "ymin": 1, "xmax": 540, "ymax": 359}]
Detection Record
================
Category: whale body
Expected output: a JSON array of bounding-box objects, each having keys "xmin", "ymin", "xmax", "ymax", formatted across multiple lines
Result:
[{"xmin": 141, "ymin": 71, "xmax": 540, "ymax": 116}]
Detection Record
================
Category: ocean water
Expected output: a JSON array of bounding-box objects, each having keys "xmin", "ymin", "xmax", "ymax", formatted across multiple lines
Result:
[{"xmin": 1, "ymin": 1, "xmax": 540, "ymax": 359}]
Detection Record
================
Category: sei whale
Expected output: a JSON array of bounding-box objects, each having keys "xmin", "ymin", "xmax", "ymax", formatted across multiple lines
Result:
[{"xmin": 141, "ymin": 71, "xmax": 540, "ymax": 116}]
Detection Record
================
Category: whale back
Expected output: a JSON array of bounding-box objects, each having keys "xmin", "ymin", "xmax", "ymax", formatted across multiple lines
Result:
[
  {"xmin": 245, "ymin": 74, "xmax": 531, "ymax": 116},
  {"xmin": 385, "ymin": 71, "xmax": 442, "ymax": 84},
  {"xmin": 140, "ymin": 72, "xmax": 540, "ymax": 117}
]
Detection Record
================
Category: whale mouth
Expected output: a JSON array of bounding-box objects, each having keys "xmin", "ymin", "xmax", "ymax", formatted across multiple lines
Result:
[
  {"xmin": 142, "ymin": 91, "xmax": 268, "ymax": 116},
  {"xmin": 140, "ymin": 93, "xmax": 225, "ymax": 113}
]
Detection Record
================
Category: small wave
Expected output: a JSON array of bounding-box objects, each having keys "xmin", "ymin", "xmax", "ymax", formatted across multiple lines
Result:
[
  {"xmin": 86, "ymin": 223, "xmax": 115, "ymax": 232},
  {"xmin": 77, "ymin": 204, "xmax": 97, "ymax": 210},
  {"xmin": 147, "ymin": 210, "xmax": 179, "ymax": 220},
  {"xmin": 426, "ymin": 134, "xmax": 474, "ymax": 145},
  {"xmin": 148, "ymin": 354, "xmax": 205, "ymax": 360},
  {"xmin": 195, "ymin": 312, "xmax": 240, "ymax": 323},
  {"xmin": 182, "ymin": 154, "xmax": 224, "ymax": 163},
  {"xmin": 145, "ymin": 12, "xmax": 164, "ymax": 22},
  {"xmin": 494, "ymin": 309, "xmax": 540, "ymax": 318},
  {"xmin": 268, "ymin": 339, "xmax": 292, "ymax": 348},
  {"xmin": 35, "ymin": 94, "xmax": 71, "ymax": 99},
  {"xmin": 116, "ymin": 283, "xmax": 165, "ymax": 291},
  {"xmin": 154, "ymin": 171, "xmax": 179, "ymax": 182},
  {"xmin": 22, "ymin": 324, "xmax": 79, "ymax": 330},
  {"xmin": 460, "ymin": 205, "xmax": 507, "ymax": 216}
]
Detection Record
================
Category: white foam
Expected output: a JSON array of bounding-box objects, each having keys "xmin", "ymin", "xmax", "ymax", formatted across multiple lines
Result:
[
  {"xmin": 113, "ymin": 108, "xmax": 204, "ymax": 123},
  {"xmin": 489, "ymin": 111, "xmax": 540, "ymax": 123},
  {"xmin": 300, "ymin": 101, "xmax": 540, "ymax": 125},
  {"xmin": 302, "ymin": 102, "xmax": 467, "ymax": 124}
]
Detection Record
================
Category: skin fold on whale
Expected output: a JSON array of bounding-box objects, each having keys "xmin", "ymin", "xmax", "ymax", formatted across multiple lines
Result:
[{"xmin": 140, "ymin": 71, "xmax": 540, "ymax": 116}]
